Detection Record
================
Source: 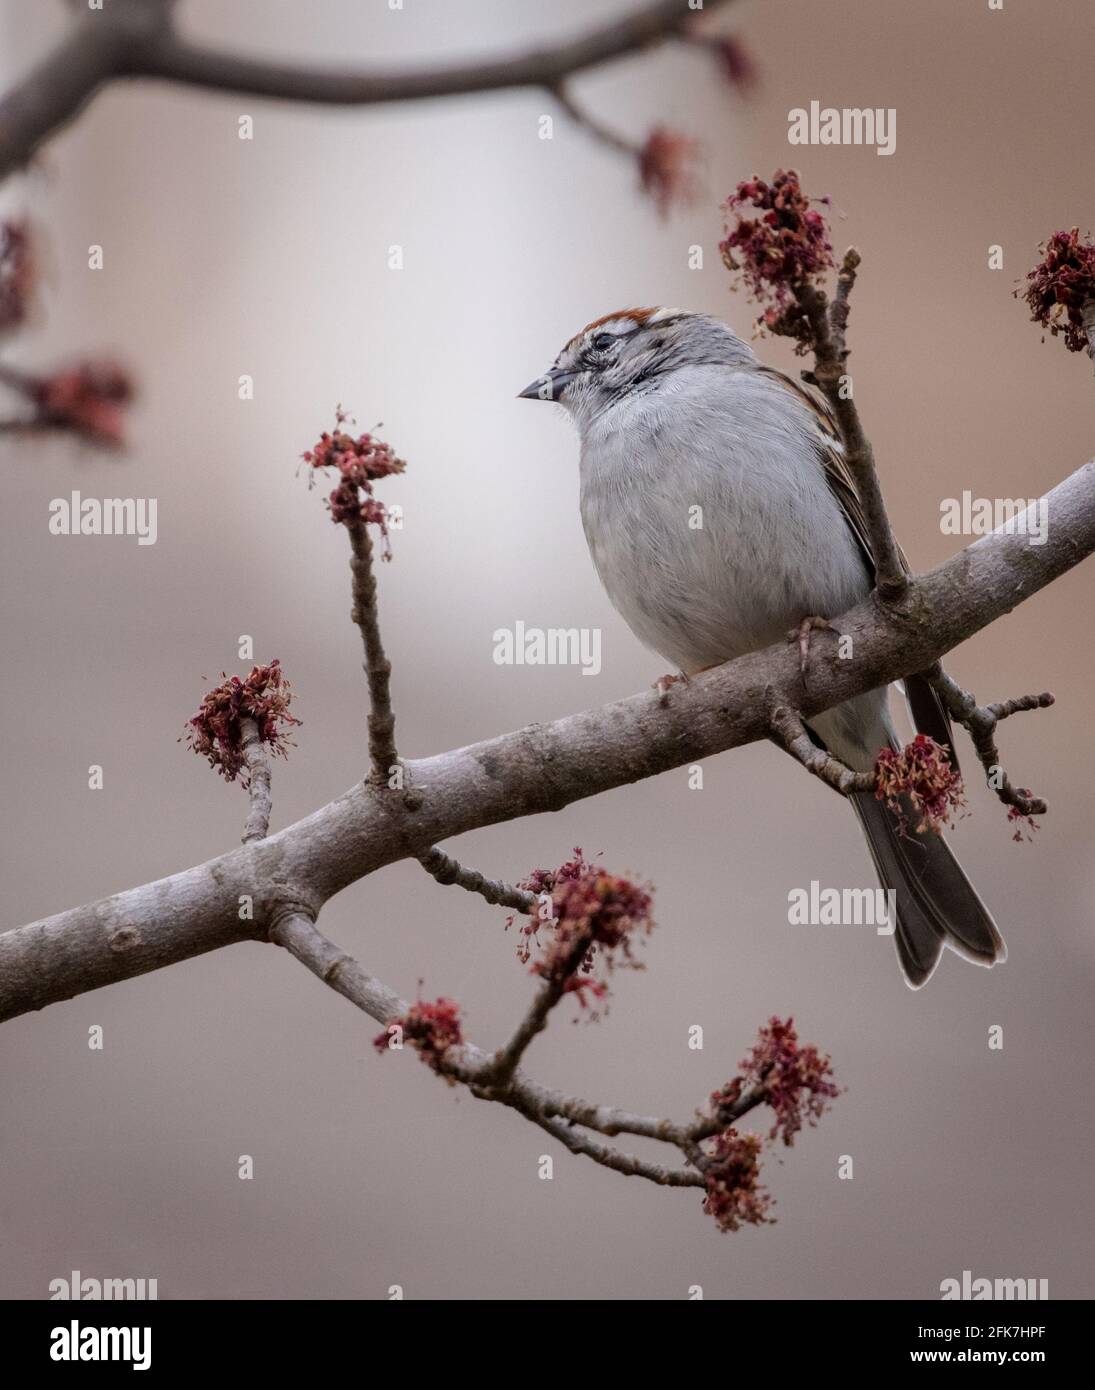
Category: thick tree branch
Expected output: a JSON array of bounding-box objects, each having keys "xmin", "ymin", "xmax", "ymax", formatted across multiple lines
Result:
[
  {"xmin": 0, "ymin": 0, "xmax": 735, "ymax": 183},
  {"xmin": 3, "ymin": 458, "xmax": 1094, "ymax": 1023}
]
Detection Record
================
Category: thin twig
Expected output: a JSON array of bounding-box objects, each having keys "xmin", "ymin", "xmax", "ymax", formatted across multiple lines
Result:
[
  {"xmin": 239, "ymin": 717, "xmax": 273, "ymax": 843},
  {"xmin": 769, "ymin": 704, "xmax": 876, "ymax": 796},
  {"xmin": 925, "ymin": 664, "xmax": 1054, "ymax": 817},
  {"xmin": 549, "ymin": 82, "xmax": 639, "ymax": 159},
  {"xmin": 1084, "ymin": 300, "xmax": 1095, "ymax": 374},
  {"xmin": 520, "ymin": 1109, "xmax": 705, "ymax": 1188},
  {"xmin": 267, "ymin": 912, "xmax": 748, "ymax": 1191},
  {"xmin": 268, "ymin": 911, "xmax": 407, "ymax": 1024},
  {"xmin": 417, "ymin": 846, "xmax": 536, "ymax": 913},
  {"xmin": 488, "ymin": 933, "xmax": 592, "ymax": 1089},
  {"xmin": 347, "ymin": 520, "xmax": 398, "ymax": 783},
  {"xmin": 795, "ymin": 252, "xmax": 909, "ymax": 602}
]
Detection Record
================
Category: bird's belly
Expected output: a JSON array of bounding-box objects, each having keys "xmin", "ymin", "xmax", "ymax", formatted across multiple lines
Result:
[{"xmin": 581, "ymin": 459, "xmax": 870, "ymax": 674}]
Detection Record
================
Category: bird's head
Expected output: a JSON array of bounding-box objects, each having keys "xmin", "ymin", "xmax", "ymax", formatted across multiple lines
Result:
[{"xmin": 519, "ymin": 307, "xmax": 755, "ymax": 429}]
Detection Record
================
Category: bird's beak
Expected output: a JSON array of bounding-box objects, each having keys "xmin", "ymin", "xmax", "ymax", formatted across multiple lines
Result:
[{"xmin": 518, "ymin": 367, "xmax": 576, "ymax": 402}]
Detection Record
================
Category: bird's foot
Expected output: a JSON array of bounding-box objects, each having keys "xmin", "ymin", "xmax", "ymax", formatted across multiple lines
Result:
[
  {"xmin": 788, "ymin": 615, "xmax": 835, "ymax": 679},
  {"xmin": 653, "ymin": 671, "xmax": 690, "ymax": 706}
]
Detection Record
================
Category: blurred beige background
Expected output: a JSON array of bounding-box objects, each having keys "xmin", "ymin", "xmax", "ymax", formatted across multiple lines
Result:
[{"xmin": 1, "ymin": 0, "xmax": 1093, "ymax": 1299}]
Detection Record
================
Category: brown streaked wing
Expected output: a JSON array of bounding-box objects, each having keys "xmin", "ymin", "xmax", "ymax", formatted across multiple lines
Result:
[{"xmin": 755, "ymin": 365, "xmax": 959, "ymax": 770}]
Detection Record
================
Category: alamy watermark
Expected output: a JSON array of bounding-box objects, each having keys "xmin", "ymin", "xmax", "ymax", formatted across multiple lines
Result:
[
  {"xmin": 787, "ymin": 101, "xmax": 896, "ymax": 157},
  {"xmin": 48, "ymin": 491, "xmax": 157, "ymax": 545},
  {"xmin": 50, "ymin": 1270, "xmax": 158, "ymax": 1300},
  {"xmin": 788, "ymin": 880, "xmax": 896, "ymax": 934},
  {"xmin": 493, "ymin": 621, "xmax": 602, "ymax": 676},
  {"xmin": 940, "ymin": 1270, "xmax": 1048, "ymax": 1301},
  {"xmin": 939, "ymin": 492, "xmax": 1048, "ymax": 545}
]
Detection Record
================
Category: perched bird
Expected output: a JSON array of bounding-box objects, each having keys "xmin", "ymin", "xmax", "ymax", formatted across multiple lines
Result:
[{"xmin": 520, "ymin": 306, "xmax": 1005, "ymax": 987}]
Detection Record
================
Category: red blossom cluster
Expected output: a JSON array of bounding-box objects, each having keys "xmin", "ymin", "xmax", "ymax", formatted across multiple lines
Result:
[
  {"xmin": 712, "ymin": 1015, "xmax": 840, "ymax": 1147},
  {"xmin": 638, "ymin": 127, "xmax": 700, "ymax": 217},
  {"xmin": 373, "ymin": 996, "xmax": 463, "ymax": 1076},
  {"xmin": 511, "ymin": 849, "xmax": 653, "ymax": 997},
  {"xmin": 875, "ymin": 734, "xmax": 965, "ymax": 834},
  {"xmin": 1007, "ymin": 795, "xmax": 1040, "ymax": 844},
  {"xmin": 701, "ymin": 1130, "xmax": 773, "ymax": 1233},
  {"xmin": 0, "ymin": 218, "xmax": 134, "ymax": 444},
  {"xmin": 1016, "ymin": 228, "xmax": 1095, "ymax": 354},
  {"xmin": 30, "ymin": 362, "xmax": 133, "ymax": 446},
  {"xmin": 719, "ymin": 169, "xmax": 834, "ymax": 341},
  {"xmin": 699, "ymin": 1017, "xmax": 838, "ymax": 1231},
  {"xmin": 302, "ymin": 410, "xmax": 405, "ymax": 546},
  {"xmin": 183, "ymin": 659, "xmax": 301, "ymax": 784},
  {"xmin": 0, "ymin": 219, "xmax": 33, "ymax": 333}
]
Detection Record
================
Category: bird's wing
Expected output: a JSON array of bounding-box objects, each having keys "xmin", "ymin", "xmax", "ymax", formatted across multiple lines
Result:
[{"xmin": 757, "ymin": 365, "xmax": 959, "ymax": 770}]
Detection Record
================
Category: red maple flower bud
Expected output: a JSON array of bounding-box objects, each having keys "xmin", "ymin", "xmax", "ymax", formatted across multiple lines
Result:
[
  {"xmin": 182, "ymin": 659, "xmax": 301, "ymax": 784},
  {"xmin": 702, "ymin": 1130, "xmax": 774, "ymax": 1233},
  {"xmin": 512, "ymin": 848, "xmax": 653, "ymax": 996},
  {"xmin": 31, "ymin": 361, "xmax": 133, "ymax": 446},
  {"xmin": 719, "ymin": 169, "xmax": 834, "ymax": 342},
  {"xmin": 719, "ymin": 1016, "xmax": 840, "ymax": 1147},
  {"xmin": 1016, "ymin": 228, "xmax": 1095, "ymax": 353},
  {"xmin": 374, "ymin": 997, "xmax": 463, "ymax": 1076},
  {"xmin": 638, "ymin": 127, "xmax": 700, "ymax": 217},
  {"xmin": 874, "ymin": 734, "xmax": 965, "ymax": 834},
  {"xmin": 302, "ymin": 410, "xmax": 405, "ymax": 545}
]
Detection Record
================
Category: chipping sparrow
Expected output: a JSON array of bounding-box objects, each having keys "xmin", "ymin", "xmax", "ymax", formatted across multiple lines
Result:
[{"xmin": 520, "ymin": 306, "xmax": 1005, "ymax": 988}]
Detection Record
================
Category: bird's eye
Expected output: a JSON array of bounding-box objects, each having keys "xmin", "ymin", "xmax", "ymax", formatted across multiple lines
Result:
[{"xmin": 591, "ymin": 332, "xmax": 617, "ymax": 351}]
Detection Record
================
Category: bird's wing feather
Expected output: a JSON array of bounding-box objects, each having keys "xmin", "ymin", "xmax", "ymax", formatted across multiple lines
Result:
[{"xmin": 756, "ymin": 365, "xmax": 959, "ymax": 770}]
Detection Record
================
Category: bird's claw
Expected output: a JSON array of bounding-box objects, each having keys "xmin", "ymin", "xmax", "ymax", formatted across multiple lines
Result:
[
  {"xmin": 788, "ymin": 615, "xmax": 835, "ymax": 680},
  {"xmin": 654, "ymin": 671, "xmax": 690, "ymax": 706}
]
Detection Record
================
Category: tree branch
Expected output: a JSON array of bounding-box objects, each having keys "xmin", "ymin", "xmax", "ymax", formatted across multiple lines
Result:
[
  {"xmin": 0, "ymin": 0, "xmax": 736, "ymax": 183},
  {"xmin": 3, "ymin": 455, "xmax": 1094, "ymax": 1023},
  {"xmin": 239, "ymin": 716, "xmax": 273, "ymax": 843},
  {"xmin": 796, "ymin": 253, "xmax": 909, "ymax": 602},
  {"xmin": 769, "ymin": 704, "xmax": 875, "ymax": 795},
  {"xmin": 268, "ymin": 910, "xmax": 747, "ymax": 1193},
  {"xmin": 925, "ymin": 664, "xmax": 1054, "ymax": 818},
  {"xmin": 1084, "ymin": 300, "xmax": 1095, "ymax": 372},
  {"xmin": 346, "ymin": 520, "xmax": 397, "ymax": 783},
  {"xmin": 416, "ymin": 845, "xmax": 537, "ymax": 914}
]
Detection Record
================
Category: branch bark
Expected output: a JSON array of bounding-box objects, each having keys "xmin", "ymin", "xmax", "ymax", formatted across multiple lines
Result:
[
  {"xmin": 347, "ymin": 521, "xmax": 397, "ymax": 783},
  {"xmin": 3, "ymin": 455, "xmax": 1093, "ymax": 1023},
  {"xmin": 239, "ymin": 717, "xmax": 273, "ymax": 843}
]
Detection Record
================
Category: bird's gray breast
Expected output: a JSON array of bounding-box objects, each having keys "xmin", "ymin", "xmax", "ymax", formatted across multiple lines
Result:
[{"xmin": 578, "ymin": 365, "xmax": 871, "ymax": 672}]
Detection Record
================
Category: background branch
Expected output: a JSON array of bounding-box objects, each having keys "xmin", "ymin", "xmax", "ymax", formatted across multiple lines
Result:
[{"xmin": 0, "ymin": 0, "xmax": 736, "ymax": 183}]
